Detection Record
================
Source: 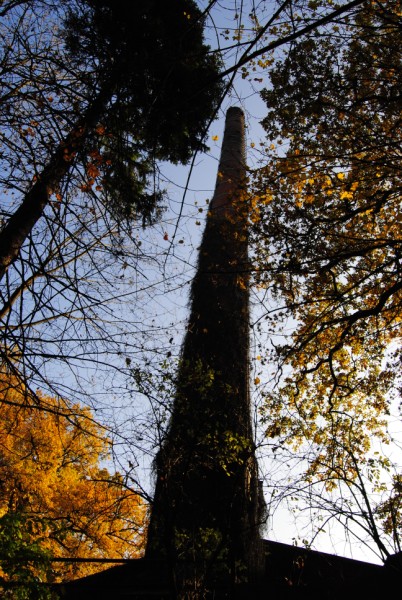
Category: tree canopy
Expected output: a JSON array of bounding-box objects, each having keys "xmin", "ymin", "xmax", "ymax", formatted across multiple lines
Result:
[
  {"xmin": 250, "ymin": 0, "xmax": 402, "ymax": 557},
  {"xmin": 0, "ymin": 0, "xmax": 223, "ymax": 278}
]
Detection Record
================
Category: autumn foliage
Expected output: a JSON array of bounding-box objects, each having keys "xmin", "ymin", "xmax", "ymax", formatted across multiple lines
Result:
[
  {"xmin": 0, "ymin": 374, "xmax": 146, "ymax": 592},
  {"xmin": 249, "ymin": 0, "xmax": 402, "ymax": 554}
]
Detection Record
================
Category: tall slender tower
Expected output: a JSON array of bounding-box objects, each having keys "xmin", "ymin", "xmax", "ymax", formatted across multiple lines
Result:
[{"xmin": 146, "ymin": 108, "xmax": 265, "ymax": 595}]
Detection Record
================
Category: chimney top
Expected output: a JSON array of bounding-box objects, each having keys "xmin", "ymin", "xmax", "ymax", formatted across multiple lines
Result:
[{"xmin": 226, "ymin": 106, "xmax": 244, "ymax": 116}]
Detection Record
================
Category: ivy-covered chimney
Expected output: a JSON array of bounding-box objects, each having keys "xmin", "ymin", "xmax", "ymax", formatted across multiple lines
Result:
[{"xmin": 146, "ymin": 107, "xmax": 265, "ymax": 596}]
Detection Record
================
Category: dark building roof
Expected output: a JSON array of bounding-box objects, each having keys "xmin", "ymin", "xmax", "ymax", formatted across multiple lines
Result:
[{"xmin": 56, "ymin": 539, "xmax": 399, "ymax": 599}]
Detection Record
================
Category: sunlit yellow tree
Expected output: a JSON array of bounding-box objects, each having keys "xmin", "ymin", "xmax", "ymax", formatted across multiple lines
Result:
[{"xmin": 0, "ymin": 373, "xmax": 146, "ymax": 595}]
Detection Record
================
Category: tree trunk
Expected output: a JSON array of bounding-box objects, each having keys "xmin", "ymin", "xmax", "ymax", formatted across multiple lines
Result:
[{"xmin": 0, "ymin": 87, "xmax": 111, "ymax": 282}]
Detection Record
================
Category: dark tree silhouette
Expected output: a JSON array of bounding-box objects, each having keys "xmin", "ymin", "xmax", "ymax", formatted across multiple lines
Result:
[{"xmin": 0, "ymin": 0, "xmax": 223, "ymax": 280}]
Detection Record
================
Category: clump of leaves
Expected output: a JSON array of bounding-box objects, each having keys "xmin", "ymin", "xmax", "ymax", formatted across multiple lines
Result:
[{"xmin": 0, "ymin": 512, "xmax": 55, "ymax": 600}]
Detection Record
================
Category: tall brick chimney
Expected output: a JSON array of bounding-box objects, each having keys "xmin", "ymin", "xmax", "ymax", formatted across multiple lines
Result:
[{"xmin": 146, "ymin": 108, "xmax": 265, "ymax": 596}]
